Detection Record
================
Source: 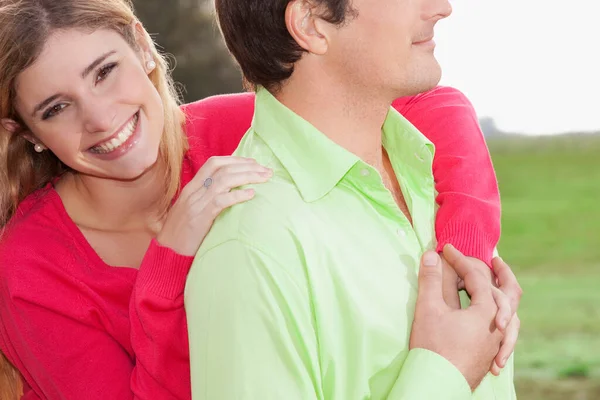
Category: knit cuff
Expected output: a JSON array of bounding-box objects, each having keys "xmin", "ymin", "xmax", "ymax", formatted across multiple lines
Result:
[
  {"xmin": 136, "ymin": 239, "xmax": 195, "ymax": 299},
  {"xmin": 436, "ymin": 222, "xmax": 498, "ymax": 268}
]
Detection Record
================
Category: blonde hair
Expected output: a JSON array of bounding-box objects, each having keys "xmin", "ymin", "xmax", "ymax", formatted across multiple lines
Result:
[
  {"xmin": 0, "ymin": 0, "xmax": 188, "ymax": 393},
  {"xmin": 0, "ymin": 352, "xmax": 22, "ymax": 400}
]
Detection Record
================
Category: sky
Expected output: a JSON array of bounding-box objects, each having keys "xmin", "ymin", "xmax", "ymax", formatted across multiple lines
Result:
[{"xmin": 434, "ymin": 0, "xmax": 600, "ymax": 135}]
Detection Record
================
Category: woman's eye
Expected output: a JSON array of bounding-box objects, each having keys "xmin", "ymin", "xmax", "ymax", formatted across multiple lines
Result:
[
  {"xmin": 42, "ymin": 103, "xmax": 67, "ymax": 120},
  {"xmin": 96, "ymin": 63, "xmax": 117, "ymax": 83}
]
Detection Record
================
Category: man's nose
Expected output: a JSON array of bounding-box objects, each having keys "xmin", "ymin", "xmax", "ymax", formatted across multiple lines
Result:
[{"xmin": 425, "ymin": 0, "xmax": 453, "ymax": 22}]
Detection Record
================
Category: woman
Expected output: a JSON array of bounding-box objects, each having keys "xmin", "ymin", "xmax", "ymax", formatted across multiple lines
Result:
[{"xmin": 0, "ymin": 0, "xmax": 517, "ymax": 399}]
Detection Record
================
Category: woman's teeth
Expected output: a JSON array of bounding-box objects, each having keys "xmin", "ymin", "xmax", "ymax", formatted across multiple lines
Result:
[{"xmin": 90, "ymin": 113, "xmax": 139, "ymax": 154}]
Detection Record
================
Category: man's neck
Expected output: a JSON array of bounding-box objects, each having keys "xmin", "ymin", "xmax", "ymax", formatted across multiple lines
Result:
[{"xmin": 275, "ymin": 69, "xmax": 398, "ymax": 170}]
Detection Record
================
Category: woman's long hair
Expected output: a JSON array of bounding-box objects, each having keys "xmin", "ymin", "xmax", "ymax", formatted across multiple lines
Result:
[{"xmin": 0, "ymin": 352, "xmax": 22, "ymax": 400}]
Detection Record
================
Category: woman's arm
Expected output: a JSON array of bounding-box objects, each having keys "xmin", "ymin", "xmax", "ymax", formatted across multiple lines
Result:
[
  {"xmin": 393, "ymin": 86, "xmax": 501, "ymax": 266},
  {"xmin": 129, "ymin": 241, "xmax": 195, "ymax": 399},
  {"xmin": 184, "ymin": 88, "xmax": 501, "ymax": 265}
]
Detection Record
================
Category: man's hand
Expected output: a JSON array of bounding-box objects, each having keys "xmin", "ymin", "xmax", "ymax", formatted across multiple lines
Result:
[{"xmin": 410, "ymin": 249, "xmax": 503, "ymax": 390}]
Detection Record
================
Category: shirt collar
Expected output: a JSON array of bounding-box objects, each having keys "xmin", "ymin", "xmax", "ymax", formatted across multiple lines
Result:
[{"xmin": 252, "ymin": 88, "xmax": 434, "ymax": 202}]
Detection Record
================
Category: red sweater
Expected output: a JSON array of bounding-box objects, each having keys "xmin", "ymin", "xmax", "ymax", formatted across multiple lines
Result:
[{"xmin": 0, "ymin": 86, "xmax": 500, "ymax": 399}]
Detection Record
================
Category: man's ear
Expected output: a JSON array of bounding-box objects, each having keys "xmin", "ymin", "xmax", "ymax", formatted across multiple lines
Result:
[{"xmin": 285, "ymin": 0, "xmax": 330, "ymax": 56}]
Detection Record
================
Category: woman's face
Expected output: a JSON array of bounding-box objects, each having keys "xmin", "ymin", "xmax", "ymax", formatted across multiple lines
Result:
[{"xmin": 10, "ymin": 27, "xmax": 165, "ymax": 180}]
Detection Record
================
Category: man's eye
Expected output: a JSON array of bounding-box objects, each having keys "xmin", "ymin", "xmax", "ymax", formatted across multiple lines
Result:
[
  {"xmin": 96, "ymin": 63, "xmax": 118, "ymax": 83},
  {"xmin": 42, "ymin": 103, "xmax": 67, "ymax": 120}
]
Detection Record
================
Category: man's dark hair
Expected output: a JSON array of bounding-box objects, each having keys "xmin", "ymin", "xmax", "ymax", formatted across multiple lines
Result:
[{"xmin": 215, "ymin": 0, "xmax": 356, "ymax": 92}]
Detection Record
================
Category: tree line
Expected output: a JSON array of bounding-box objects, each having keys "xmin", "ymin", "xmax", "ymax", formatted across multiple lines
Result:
[{"xmin": 133, "ymin": 0, "xmax": 242, "ymax": 103}]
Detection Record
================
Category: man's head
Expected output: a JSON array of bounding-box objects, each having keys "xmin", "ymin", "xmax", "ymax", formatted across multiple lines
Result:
[{"xmin": 215, "ymin": 0, "xmax": 452, "ymax": 98}]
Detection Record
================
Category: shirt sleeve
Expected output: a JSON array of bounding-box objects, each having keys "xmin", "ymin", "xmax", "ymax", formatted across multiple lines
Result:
[
  {"xmin": 393, "ymin": 86, "xmax": 501, "ymax": 266},
  {"xmin": 129, "ymin": 239, "xmax": 195, "ymax": 399},
  {"xmin": 184, "ymin": 240, "xmax": 471, "ymax": 400},
  {"xmin": 388, "ymin": 349, "xmax": 471, "ymax": 399}
]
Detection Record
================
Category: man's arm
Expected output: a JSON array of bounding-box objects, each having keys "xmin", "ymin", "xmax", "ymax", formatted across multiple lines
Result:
[{"xmin": 184, "ymin": 240, "xmax": 479, "ymax": 400}]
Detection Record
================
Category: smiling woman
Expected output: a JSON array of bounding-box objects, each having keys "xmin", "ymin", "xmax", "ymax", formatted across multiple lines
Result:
[
  {"xmin": 0, "ymin": 1, "xmax": 187, "ymax": 228},
  {"xmin": 11, "ymin": 29, "xmax": 169, "ymax": 178}
]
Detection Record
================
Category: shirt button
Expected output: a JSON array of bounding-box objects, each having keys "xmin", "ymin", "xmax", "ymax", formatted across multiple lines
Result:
[
  {"xmin": 397, "ymin": 228, "xmax": 407, "ymax": 237},
  {"xmin": 360, "ymin": 169, "xmax": 370, "ymax": 177}
]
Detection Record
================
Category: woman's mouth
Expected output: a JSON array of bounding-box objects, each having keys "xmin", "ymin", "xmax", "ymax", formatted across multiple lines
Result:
[{"xmin": 89, "ymin": 111, "xmax": 140, "ymax": 154}]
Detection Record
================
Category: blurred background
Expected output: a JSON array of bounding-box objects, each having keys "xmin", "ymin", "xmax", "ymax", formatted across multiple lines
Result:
[{"xmin": 133, "ymin": 0, "xmax": 600, "ymax": 398}]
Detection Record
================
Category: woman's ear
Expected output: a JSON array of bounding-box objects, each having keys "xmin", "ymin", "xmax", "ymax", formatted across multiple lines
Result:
[
  {"xmin": 1, "ymin": 118, "xmax": 47, "ymax": 151},
  {"xmin": 1, "ymin": 118, "xmax": 20, "ymax": 134},
  {"xmin": 131, "ymin": 20, "xmax": 156, "ymax": 74}
]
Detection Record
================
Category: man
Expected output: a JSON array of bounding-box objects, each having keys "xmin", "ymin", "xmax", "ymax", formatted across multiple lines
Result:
[{"xmin": 185, "ymin": 0, "xmax": 517, "ymax": 398}]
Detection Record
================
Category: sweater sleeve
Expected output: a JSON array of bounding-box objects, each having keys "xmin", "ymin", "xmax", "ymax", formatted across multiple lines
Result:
[
  {"xmin": 392, "ymin": 86, "xmax": 501, "ymax": 266},
  {"xmin": 129, "ymin": 239, "xmax": 195, "ymax": 399}
]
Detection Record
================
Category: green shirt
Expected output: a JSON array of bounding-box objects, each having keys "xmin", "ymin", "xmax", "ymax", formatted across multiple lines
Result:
[{"xmin": 185, "ymin": 88, "xmax": 516, "ymax": 399}]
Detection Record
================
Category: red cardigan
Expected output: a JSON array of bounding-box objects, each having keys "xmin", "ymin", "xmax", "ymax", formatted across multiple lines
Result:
[{"xmin": 0, "ymin": 87, "xmax": 500, "ymax": 399}]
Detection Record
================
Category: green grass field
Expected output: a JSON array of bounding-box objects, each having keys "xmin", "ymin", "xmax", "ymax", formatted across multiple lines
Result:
[{"xmin": 488, "ymin": 134, "xmax": 600, "ymax": 400}]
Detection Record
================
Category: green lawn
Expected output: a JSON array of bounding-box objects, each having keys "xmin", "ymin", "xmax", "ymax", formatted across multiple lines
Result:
[{"xmin": 488, "ymin": 134, "xmax": 600, "ymax": 399}]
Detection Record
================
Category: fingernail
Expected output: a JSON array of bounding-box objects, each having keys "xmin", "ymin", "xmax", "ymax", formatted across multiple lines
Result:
[
  {"xmin": 501, "ymin": 318, "xmax": 509, "ymax": 330},
  {"xmin": 502, "ymin": 356, "xmax": 508, "ymax": 365},
  {"xmin": 423, "ymin": 252, "xmax": 438, "ymax": 267}
]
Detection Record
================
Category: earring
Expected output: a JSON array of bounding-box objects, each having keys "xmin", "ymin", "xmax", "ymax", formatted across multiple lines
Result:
[
  {"xmin": 146, "ymin": 60, "xmax": 156, "ymax": 71},
  {"xmin": 34, "ymin": 144, "xmax": 45, "ymax": 153}
]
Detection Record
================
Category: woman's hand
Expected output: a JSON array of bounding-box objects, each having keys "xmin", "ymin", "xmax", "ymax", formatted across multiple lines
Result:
[
  {"xmin": 441, "ymin": 245, "xmax": 522, "ymax": 376},
  {"xmin": 156, "ymin": 156, "xmax": 272, "ymax": 256}
]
